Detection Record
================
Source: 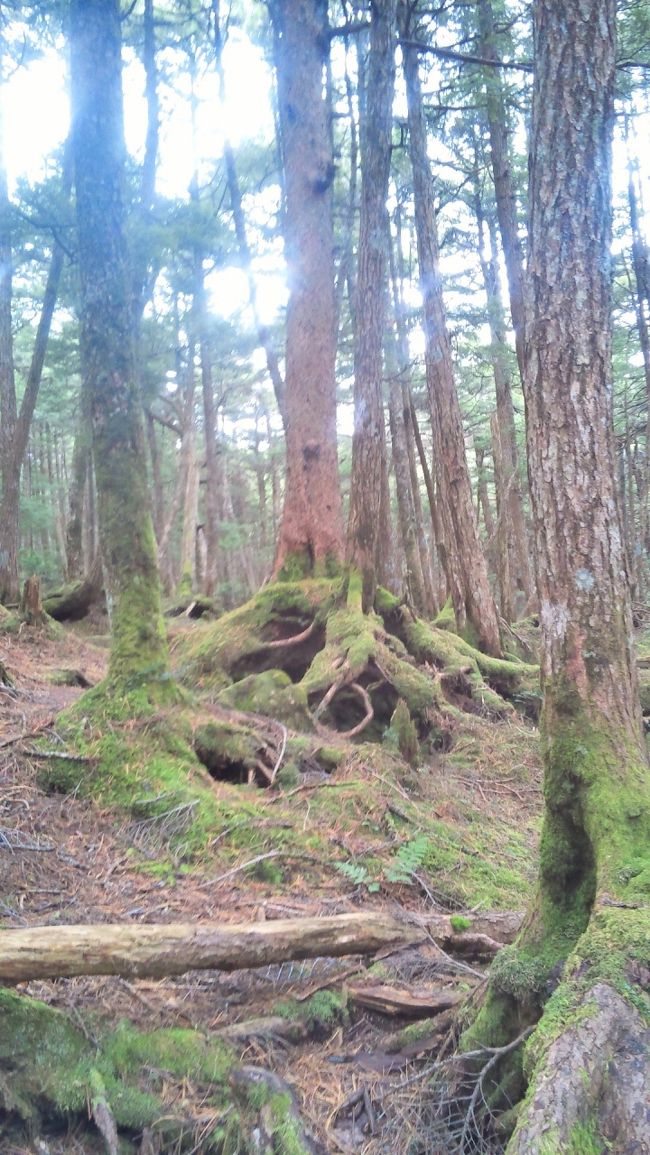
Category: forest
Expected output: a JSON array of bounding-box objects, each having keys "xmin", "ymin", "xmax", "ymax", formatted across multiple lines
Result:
[{"xmin": 0, "ymin": 0, "xmax": 649, "ymax": 1152}]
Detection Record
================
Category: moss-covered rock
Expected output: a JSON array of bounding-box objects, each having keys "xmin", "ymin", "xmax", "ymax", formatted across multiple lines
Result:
[
  {"xmin": 0, "ymin": 989, "xmax": 237, "ymax": 1148},
  {"xmin": 216, "ymin": 669, "xmax": 314, "ymax": 731}
]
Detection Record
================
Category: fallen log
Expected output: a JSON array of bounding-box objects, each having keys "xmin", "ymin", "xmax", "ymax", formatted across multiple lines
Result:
[
  {"xmin": 0, "ymin": 913, "xmax": 413, "ymax": 982},
  {"xmin": 0, "ymin": 910, "xmax": 524, "ymax": 984}
]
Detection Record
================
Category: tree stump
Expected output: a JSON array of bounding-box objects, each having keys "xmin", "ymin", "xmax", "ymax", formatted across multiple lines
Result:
[{"xmin": 20, "ymin": 575, "xmax": 45, "ymax": 626}]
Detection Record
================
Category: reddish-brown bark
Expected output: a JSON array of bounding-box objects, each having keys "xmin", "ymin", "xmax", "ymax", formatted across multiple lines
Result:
[
  {"xmin": 346, "ymin": 0, "xmax": 396, "ymax": 609},
  {"xmin": 271, "ymin": 0, "xmax": 344, "ymax": 578},
  {"xmin": 400, "ymin": 14, "xmax": 501, "ymax": 655}
]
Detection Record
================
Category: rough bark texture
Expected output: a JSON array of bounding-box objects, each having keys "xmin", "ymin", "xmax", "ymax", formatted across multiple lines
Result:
[
  {"xmin": 0, "ymin": 914, "xmax": 412, "ymax": 981},
  {"xmin": 400, "ymin": 16, "xmax": 501, "ymax": 655},
  {"xmin": 467, "ymin": 4, "xmax": 650, "ymax": 1149},
  {"xmin": 0, "ymin": 910, "xmax": 520, "ymax": 982},
  {"xmin": 271, "ymin": 0, "xmax": 345, "ymax": 579},
  {"xmin": 346, "ymin": 0, "xmax": 396, "ymax": 610},
  {"xmin": 509, "ymin": 984, "xmax": 650, "ymax": 1154},
  {"xmin": 213, "ymin": 0, "xmax": 286, "ymax": 425},
  {"xmin": 477, "ymin": 0, "xmax": 526, "ymax": 382},
  {"xmin": 475, "ymin": 188, "xmax": 532, "ymax": 617},
  {"xmin": 70, "ymin": 0, "xmax": 168, "ymax": 683}
]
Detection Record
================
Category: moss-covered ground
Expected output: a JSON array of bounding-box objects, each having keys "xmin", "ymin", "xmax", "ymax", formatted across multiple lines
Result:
[{"xmin": 0, "ymin": 592, "xmax": 551, "ymax": 1153}]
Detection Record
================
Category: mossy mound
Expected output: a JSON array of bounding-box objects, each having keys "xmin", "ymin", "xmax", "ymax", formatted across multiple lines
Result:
[
  {"xmin": 173, "ymin": 579, "xmax": 337, "ymax": 692},
  {"xmin": 173, "ymin": 579, "xmax": 541, "ymax": 757},
  {"xmin": 216, "ymin": 669, "xmax": 314, "ymax": 731},
  {"xmin": 0, "ymin": 988, "xmax": 239, "ymax": 1151}
]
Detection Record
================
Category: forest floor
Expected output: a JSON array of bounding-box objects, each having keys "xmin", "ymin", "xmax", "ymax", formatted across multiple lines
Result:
[{"xmin": 0, "ymin": 613, "xmax": 544, "ymax": 1155}]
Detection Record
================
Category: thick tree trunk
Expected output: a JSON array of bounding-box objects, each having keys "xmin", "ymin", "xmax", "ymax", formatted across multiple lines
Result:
[
  {"xmin": 390, "ymin": 218, "xmax": 439, "ymax": 613},
  {"xmin": 400, "ymin": 18, "xmax": 501, "ymax": 655},
  {"xmin": 212, "ymin": 1, "xmax": 286, "ymax": 426},
  {"xmin": 466, "ymin": 4, "xmax": 650, "ymax": 1149},
  {"xmin": 70, "ymin": 0, "xmax": 168, "ymax": 684},
  {"xmin": 387, "ymin": 352, "xmax": 428, "ymax": 613},
  {"xmin": 346, "ymin": 0, "xmax": 396, "ymax": 610},
  {"xmin": 474, "ymin": 184, "xmax": 532, "ymax": 617},
  {"xmin": 271, "ymin": 0, "xmax": 345, "ymax": 579}
]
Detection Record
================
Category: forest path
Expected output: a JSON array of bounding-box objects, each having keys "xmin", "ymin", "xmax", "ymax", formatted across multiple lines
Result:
[{"xmin": 0, "ymin": 620, "xmax": 541, "ymax": 1155}]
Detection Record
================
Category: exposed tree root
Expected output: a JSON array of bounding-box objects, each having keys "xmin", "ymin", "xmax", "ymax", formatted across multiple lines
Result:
[
  {"xmin": 508, "ymin": 983, "xmax": 649, "ymax": 1154},
  {"xmin": 173, "ymin": 580, "xmax": 541, "ymax": 763}
]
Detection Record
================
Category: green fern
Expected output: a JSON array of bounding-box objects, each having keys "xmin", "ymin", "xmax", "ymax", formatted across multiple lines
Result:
[
  {"xmin": 385, "ymin": 835, "xmax": 431, "ymax": 884},
  {"xmin": 334, "ymin": 860, "xmax": 370, "ymax": 887}
]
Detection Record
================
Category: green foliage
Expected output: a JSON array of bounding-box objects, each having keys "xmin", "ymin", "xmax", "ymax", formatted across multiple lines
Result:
[
  {"xmin": 0, "ymin": 990, "xmax": 236, "ymax": 1140},
  {"xmin": 385, "ymin": 835, "xmax": 432, "ymax": 884},
  {"xmin": 450, "ymin": 914, "xmax": 472, "ymax": 933}
]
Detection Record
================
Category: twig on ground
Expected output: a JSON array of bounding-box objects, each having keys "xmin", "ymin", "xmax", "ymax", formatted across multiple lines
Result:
[{"xmin": 458, "ymin": 1026, "xmax": 534, "ymax": 1153}]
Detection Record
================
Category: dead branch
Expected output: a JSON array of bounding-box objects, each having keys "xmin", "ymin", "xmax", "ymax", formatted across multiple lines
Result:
[
  {"xmin": 0, "ymin": 910, "xmax": 523, "ymax": 983},
  {"xmin": 459, "ymin": 1027, "xmax": 534, "ymax": 1153},
  {"xmin": 347, "ymin": 983, "xmax": 464, "ymax": 1017},
  {"xmin": 313, "ymin": 671, "xmax": 348, "ymax": 720}
]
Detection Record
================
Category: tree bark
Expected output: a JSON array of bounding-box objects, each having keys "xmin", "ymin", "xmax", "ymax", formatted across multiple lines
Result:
[
  {"xmin": 346, "ymin": 0, "xmax": 396, "ymax": 610},
  {"xmin": 474, "ymin": 177, "xmax": 532, "ymax": 616},
  {"xmin": 70, "ymin": 0, "xmax": 168, "ymax": 684},
  {"xmin": 0, "ymin": 910, "xmax": 522, "ymax": 983},
  {"xmin": 477, "ymin": 0, "xmax": 526, "ymax": 382},
  {"xmin": 399, "ymin": 12, "xmax": 501, "ymax": 655},
  {"xmin": 212, "ymin": 0, "xmax": 286, "ymax": 427},
  {"xmin": 466, "ymin": 3, "xmax": 650, "ymax": 1147},
  {"xmin": 271, "ymin": 0, "xmax": 345, "ymax": 579}
]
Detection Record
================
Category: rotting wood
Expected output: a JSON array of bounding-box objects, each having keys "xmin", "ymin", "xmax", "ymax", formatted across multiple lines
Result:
[
  {"xmin": 0, "ymin": 910, "xmax": 523, "ymax": 983},
  {"xmin": 0, "ymin": 913, "xmax": 414, "ymax": 982},
  {"xmin": 347, "ymin": 983, "xmax": 464, "ymax": 1017},
  {"xmin": 217, "ymin": 1016, "xmax": 308, "ymax": 1045}
]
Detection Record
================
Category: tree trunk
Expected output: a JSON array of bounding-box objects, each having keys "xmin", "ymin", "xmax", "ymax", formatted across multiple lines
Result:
[
  {"xmin": 0, "ymin": 82, "xmax": 18, "ymax": 606},
  {"xmin": 212, "ymin": 0, "xmax": 286, "ymax": 426},
  {"xmin": 466, "ymin": 4, "xmax": 650, "ymax": 1148},
  {"xmin": 399, "ymin": 14, "xmax": 501, "ymax": 655},
  {"xmin": 626, "ymin": 146, "xmax": 650, "ymax": 596},
  {"xmin": 346, "ymin": 0, "xmax": 396, "ymax": 610},
  {"xmin": 477, "ymin": 0, "xmax": 527, "ymax": 382},
  {"xmin": 474, "ymin": 178, "xmax": 532, "ymax": 617},
  {"xmin": 271, "ymin": 0, "xmax": 345, "ymax": 579},
  {"xmin": 70, "ymin": 0, "xmax": 168, "ymax": 684}
]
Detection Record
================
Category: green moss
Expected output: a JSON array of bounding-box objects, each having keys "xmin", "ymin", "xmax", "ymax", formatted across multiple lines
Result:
[
  {"xmin": 533, "ymin": 1118, "xmax": 606, "ymax": 1155},
  {"xmin": 268, "ymin": 1093, "xmax": 313, "ymax": 1155},
  {"xmin": 35, "ymin": 686, "xmax": 227, "ymax": 862},
  {"xmin": 217, "ymin": 669, "xmax": 314, "ymax": 730},
  {"xmin": 450, "ymin": 914, "xmax": 472, "ymax": 933},
  {"xmin": 434, "ymin": 598, "xmax": 456, "ymax": 631},
  {"xmin": 274, "ymin": 990, "xmax": 348, "ymax": 1035},
  {"xmin": 490, "ymin": 946, "xmax": 552, "ymax": 1005},
  {"xmin": 384, "ymin": 699, "xmax": 420, "ymax": 764},
  {"xmin": 313, "ymin": 745, "xmax": 345, "ymax": 771},
  {"xmin": 0, "ymin": 990, "xmax": 236, "ymax": 1142},
  {"xmin": 373, "ymin": 586, "xmax": 401, "ymax": 615},
  {"xmin": 174, "ymin": 578, "xmax": 337, "ymax": 692}
]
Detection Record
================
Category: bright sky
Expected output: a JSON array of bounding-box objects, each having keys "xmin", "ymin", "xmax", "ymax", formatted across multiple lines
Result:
[
  {"xmin": 3, "ymin": 31, "xmax": 285, "ymax": 327},
  {"xmin": 4, "ymin": 26, "xmax": 649, "ymax": 354}
]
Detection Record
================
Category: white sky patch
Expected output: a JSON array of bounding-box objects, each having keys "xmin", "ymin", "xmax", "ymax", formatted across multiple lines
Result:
[{"xmin": 4, "ymin": 51, "xmax": 69, "ymax": 189}]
